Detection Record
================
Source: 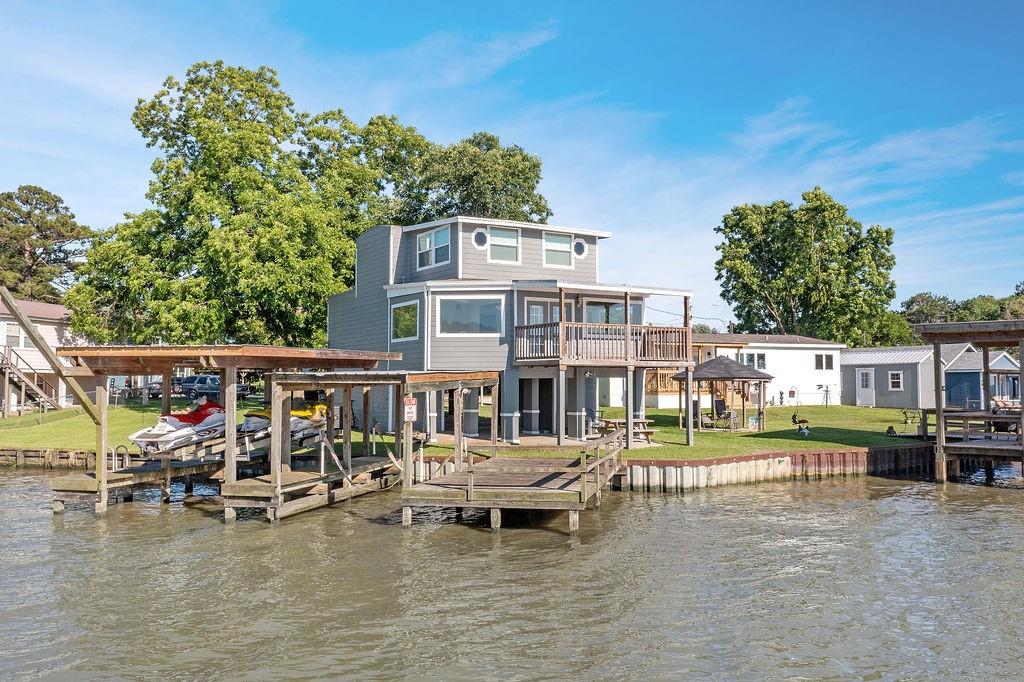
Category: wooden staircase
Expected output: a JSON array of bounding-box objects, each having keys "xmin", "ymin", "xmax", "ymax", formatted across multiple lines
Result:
[{"xmin": 1, "ymin": 345, "xmax": 63, "ymax": 414}]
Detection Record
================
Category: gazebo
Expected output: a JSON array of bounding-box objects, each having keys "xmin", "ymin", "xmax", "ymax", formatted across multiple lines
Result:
[{"xmin": 673, "ymin": 355, "xmax": 773, "ymax": 435}]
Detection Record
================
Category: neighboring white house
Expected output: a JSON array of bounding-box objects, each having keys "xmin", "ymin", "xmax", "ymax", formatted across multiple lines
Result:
[
  {"xmin": 1, "ymin": 298, "xmax": 84, "ymax": 415},
  {"xmin": 645, "ymin": 333, "xmax": 845, "ymax": 408}
]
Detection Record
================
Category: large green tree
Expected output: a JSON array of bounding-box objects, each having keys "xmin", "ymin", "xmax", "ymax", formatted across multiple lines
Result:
[
  {"xmin": 0, "ymin": 185, "xmax": 91, "ymax": 302},
  {"xmin": 715, "ymin": 187, "xmax": 897, "ymax": 347},
  {"xmin": 396, "ymin": 132, "xmax": 552, "ymax": 224},
  {"xmin": 67, "ymin": 61, "xmax": 352, "ymax": 345},
  {"xmin": 68, "ymin": 61, "xmax": 554, "ymax": 345}
]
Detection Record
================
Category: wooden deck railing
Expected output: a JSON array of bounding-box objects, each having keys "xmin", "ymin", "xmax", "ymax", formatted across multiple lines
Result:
[
  {"xmin": 462, "ymin": 428, "xmax": 624, "ymax": 504},
  {"xmin": 514, "ymin": 322, "xmax": 690, "ymax": 364}
]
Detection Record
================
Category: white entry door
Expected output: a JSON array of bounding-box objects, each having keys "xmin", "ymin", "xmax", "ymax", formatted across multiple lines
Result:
[{"xmin": 856, "ymin": 368, "xmax": 875, "ymax": 406}]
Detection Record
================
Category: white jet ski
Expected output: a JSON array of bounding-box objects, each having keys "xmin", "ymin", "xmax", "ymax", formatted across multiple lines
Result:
[{"xmin": 129, "ymin": 397, "xmax": 227, "ymax": 455}]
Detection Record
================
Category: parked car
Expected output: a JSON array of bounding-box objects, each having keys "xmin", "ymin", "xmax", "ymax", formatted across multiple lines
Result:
[
  {"xmin": 179, "ymin": 374, "xmax": 251, "ymax": 401},
  {"xmin": 142, "ymin": 376, "xmax": 184, "ymax": 399}
]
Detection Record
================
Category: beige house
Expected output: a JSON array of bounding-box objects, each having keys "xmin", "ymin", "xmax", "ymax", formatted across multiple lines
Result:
[{"xmin": 1, "ymin": 298, "xmax": 96, "ymax": 416}]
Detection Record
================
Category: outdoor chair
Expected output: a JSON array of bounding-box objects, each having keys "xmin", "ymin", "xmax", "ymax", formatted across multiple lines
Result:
[{"xmin": 713, "ymin": 398, "xmax": 738, "ymax": 430}]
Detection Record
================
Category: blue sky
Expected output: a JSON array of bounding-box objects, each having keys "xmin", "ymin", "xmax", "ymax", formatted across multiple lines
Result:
[{"xmin": 2, "ymin": 1, "xmax": 1024, "ymax": 326}]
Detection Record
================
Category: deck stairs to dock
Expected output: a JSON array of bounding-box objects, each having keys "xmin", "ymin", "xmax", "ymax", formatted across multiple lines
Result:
[{"xmin": 1, "ymin": 345, "xmax": 62, "ymax": 413}]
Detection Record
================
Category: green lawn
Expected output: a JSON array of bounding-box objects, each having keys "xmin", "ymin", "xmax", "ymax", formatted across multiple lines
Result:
[
  {"xmin": 479, "ymin": 405, "xmax": 918, "ymax": 461},
  {"xmin": 0, "ymin": 399, "xmax": 917, "ymax": 462}
]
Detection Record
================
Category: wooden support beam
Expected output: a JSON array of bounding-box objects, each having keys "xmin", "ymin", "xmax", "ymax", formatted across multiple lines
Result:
[
  {"xmin": 362, "ymin": 386, "xmax": 371, "ymax": 455},
  {"xmin": 933, "ymin": 342, "xmax": 947, "ymax": 483},
  {"xmin": 270, "ymin": 378, "xmax": 285, "ymax": 497},
  {"xmin": 491, "ymin": 377, "xmax": 500, "ymax": 453},
  {"xmin": 625, "ymin": 367, "xmax": 634, "ymax": 449},
  {"xmin": 342, "ymin": 385, "xmax": 352, "ymax": 473},
  {"xmin": 453, "ymin": 387, "xmax": 464, "ymax": 471},
  {"xmin": 402, "ymin": 391, "xmax": 414, "ymax": 488},
  {"xmin": 556, "ymin": 367, "xmax": 566, "ymax": 446},
  {"xmin": 0, "ymin": 286, "xmax": 100, "ymax": 423},
  {"xmin": 685, "ymin": 368, "xmax": 694, "ymax": 444},
  {"xmin": 223, "ymin": 363, "xmax": 238, "ymax": 522},
  {"xmin": 94, "ymin": 376, "xmax": 108, "ymax": 514},
  {"xmin": 161, "ymin": 369, "xmax": 172, "ymax": 415},
  {"xmin": 490, "ymin": 507, "xmax": 501, "ymax": 530}
]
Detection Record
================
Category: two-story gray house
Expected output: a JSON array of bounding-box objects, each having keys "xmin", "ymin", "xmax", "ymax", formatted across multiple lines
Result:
[{"xmin": 327, "ymin": 216, "xmax": 693, "ymax": 447}]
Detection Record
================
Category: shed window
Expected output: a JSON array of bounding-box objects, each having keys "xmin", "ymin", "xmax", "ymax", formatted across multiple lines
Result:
[
  {"xmin": 888, "ymin": 371, "xmax": 903, "ymax": 391},
  {"xmin": 416, "ymin": 226, "xmax": 450, "ymax": 269},
  {"xmin": 488, "ymin": 227, "xmax": 520, "ymax": 263},
  {"xmin": 815, "ymin": 353, "xmax": 834, "ymax": 370},
  {"xmin": 543, "ymin": 232, "xmax": 572, "ymax": 268}
]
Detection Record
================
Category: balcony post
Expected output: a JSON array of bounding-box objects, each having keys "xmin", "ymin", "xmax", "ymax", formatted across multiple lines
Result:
[
  {"xmin": 624, "ymin": 291, "xmax": 632, "ymax": 363},
  {"xmin": 558, "ymin": 288, "xmax": 566, "ymax": 360},
  {"xmin": 683, "ymin": 295, "xmax": 692, "ymax": 361}
]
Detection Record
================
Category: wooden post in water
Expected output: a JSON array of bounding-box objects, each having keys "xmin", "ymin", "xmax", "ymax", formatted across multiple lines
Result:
[
  {"xmin": 94, "ymin": 376, "xmax": 108, "ymax": 514},
  {"xmin": 324, "ymin": 387, "xmax": 336, "ymax": 478},
  {"xmin": 453, "ymin": 388, "xmax": 464, "ymax": 470},
  {"xmin": 341, "ymin": 385, "xmax": 352, "ymax": 474},
  {"xmin": 401, "ymin": 385, "xmax": 414, "ymax": 527},
  {"xmin": 270, "ymin": 377, "xmax": 285, "ymax": 508},
  {"xmin": 932, "ymin": 342, "xmax": 947, "ymax": 483},
  {"xmin": 490, "ymin": 508, "xmax": 501, "ymax": 530},
  {"xmin": 223, "ymin": 363, "xmax": 238, "ymax": 521},
  {"xmin": 362, "ymin": 386, "xmax": 371, "ymax": 455}
]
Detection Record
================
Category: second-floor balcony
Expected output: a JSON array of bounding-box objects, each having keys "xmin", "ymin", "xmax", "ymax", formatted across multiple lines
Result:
[{"xmin": 514, "ymin": 322, "xmax": 692, "ymax": 367}]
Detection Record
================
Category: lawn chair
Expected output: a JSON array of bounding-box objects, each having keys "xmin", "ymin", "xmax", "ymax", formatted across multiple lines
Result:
[{"xmin": 714, "ymin": 398, "xmax": 737, "ymax": 430}]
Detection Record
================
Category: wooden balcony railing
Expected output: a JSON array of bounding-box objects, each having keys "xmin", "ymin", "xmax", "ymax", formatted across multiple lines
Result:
[{"xmin": 514, "ymin": 322, "xmax": 691, "ymax": 365}]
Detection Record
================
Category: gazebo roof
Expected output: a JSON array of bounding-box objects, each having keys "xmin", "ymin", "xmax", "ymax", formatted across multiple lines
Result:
[{"xmin": 672, "ymin": 355, "xmax": 774, "ymax": 382}]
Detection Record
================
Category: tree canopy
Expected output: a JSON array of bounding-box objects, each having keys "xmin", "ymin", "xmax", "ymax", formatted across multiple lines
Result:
[
  {"xmin": 0, "ymin": 185, "xmax": 91, "ymax": 303},
  {"xmin": 67, "ymin": 61, "xmax": 551, "ymax": 345},
  {"xmin": 714, "ymin": 187, "xmax": 897, "ymax": 347}
]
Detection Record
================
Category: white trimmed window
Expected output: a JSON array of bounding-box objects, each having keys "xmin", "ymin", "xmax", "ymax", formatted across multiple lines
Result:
[
  {"xmin": 3, "ymin": 322, "xmax": 21, "ymax": 348},
  {"xmin": 543, "ymin": 232, "xmax": 573, "ymax": 268},
  {"xmin": 488, "ymin": 227, "xmax": 520, "ymax": 264},
  {"xmin": 815, "ymin": 353, "xmax": 834, "ymax": 370},
  {"xmin": 743, "ymin": 352, "xmax": 766, "ymax": 370},
  {"xmin": 888, "ymin": 371, "xmax": 903, "ymax": 391},
  {"xmin": 390, "ymin": 301, "xmax": 419, "ymax": 342},
  {"xmin": 438, "ymin": 297, "xmax": 503, "ymax": 336},
  {"xmin": 416, "ymin": 225, "xmax": 451, "ymax": 270}
]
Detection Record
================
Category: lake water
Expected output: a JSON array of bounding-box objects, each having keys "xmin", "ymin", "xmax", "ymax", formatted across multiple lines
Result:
[{"xmin": 4, "ymin": 467, "xmax": 1024, "ymax": 680}]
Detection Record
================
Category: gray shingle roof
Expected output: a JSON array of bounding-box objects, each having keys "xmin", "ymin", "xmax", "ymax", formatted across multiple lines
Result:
[{"xmin": 672, "ymin": 355, "xmax": 774, "ymax": 381}]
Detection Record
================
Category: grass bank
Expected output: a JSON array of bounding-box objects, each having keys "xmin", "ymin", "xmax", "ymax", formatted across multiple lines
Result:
[
  {"xmin": 0, "ymin": 400, "xmax": 916, "ymax": 462},
  {"xmin": 486, "ymin": 405, "xmax": 917, "ymax": 461}
]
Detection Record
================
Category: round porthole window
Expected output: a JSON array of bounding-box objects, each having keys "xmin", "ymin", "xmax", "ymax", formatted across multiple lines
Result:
[
  {"xmin": 472, "ymin": 229, "xmax": 489, "ymax": 249},
  {"xmin": 572, "ymin": 239, "xmax": 588, "ymax": 258}
]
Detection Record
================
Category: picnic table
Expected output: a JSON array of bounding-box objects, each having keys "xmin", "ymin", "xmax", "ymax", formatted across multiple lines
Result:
[{"xmin": 598, "ymin": 417, "xmax": 656, "ymax": 443}]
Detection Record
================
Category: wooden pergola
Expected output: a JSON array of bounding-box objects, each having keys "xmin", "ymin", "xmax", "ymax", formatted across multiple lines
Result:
[
  {"xmin": 673, "ymin": 355, "xmax": 773, "ymax": 439},
  {"xmin": 913, "ymin": 319, "xmax": 1024, "ymax": 483},
  {"xmin": 52, "ymin": 344, "xmax": 399, "ymax": 516}
]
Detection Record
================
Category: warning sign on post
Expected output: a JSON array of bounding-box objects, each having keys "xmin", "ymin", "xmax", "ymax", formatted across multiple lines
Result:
[{"xmin": 403, "ymin": 396, "xmax": 418, "ymax": 422}]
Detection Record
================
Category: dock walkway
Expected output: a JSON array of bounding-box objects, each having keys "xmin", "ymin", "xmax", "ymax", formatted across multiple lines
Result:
[{"xmin": 401, "ymin": 430, "xmax": 625, "ymax": 532}]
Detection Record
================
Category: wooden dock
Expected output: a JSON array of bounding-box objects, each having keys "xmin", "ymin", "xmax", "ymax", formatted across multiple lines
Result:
[
  {"xmin": 401, "ymin": 430, "xmax": 625, "ymax": 532},
  {"xmin": 222, "ymin": 455, "xmax": 396, "ymax": 521}
]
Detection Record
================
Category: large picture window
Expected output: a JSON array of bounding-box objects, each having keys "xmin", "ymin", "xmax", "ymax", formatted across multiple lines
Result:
[
  {"xmin": 488, "ymin": 227, "xmax": 520, "ymax": 263},
  {"xmin": 390, "ymin": 301, "xmax": 419, "ymax": 342},
  {"xmin": 438, "ymin": 297, "xmax": 503, "ymax": 335},
  {"xmin": 416, "ymin": 225, "xmax": 450, "ymax": 269},
  {"xmin": 585, "ymin": 301, "xmax": 643, "ymax": 324},
  {"xmin": 543, "ymin": 232, "xmax": 572, "ymax": 268}
]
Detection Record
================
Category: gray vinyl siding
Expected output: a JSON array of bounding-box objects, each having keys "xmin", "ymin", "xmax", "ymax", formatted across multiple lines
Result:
[
  {"xmin": 393, "ymin": 222, "xmax": 460, "ymax": 284},
  {"xmin": 328, "ymin": 225, "xmax": 393, "ymax": 354},
  {"xmin": 428, "ymin": 290, "xmax": 515, "ymax": 370},
  {"xmin": 458, "ymin": 220, "xmax": 599, "ymax": 283}
]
